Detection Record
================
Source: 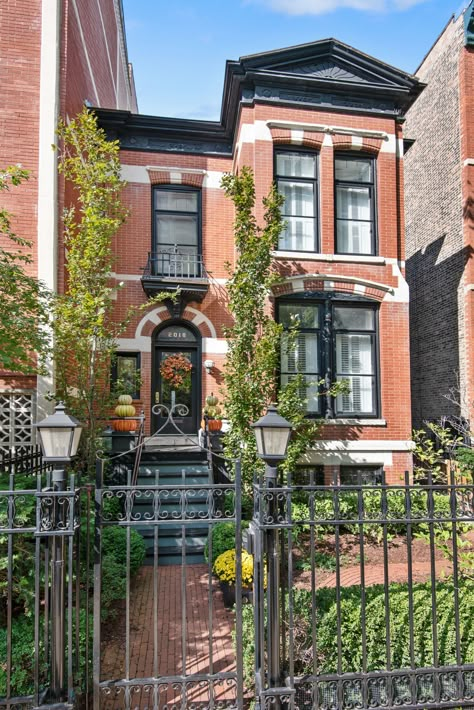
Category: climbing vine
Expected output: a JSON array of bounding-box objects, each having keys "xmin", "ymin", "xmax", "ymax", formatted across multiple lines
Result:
[{"xmin": 221, "ymin": 167, "xmax": 345, "ymax": 488}]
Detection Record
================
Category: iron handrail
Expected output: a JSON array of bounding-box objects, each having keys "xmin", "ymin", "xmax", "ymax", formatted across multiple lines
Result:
[{"xmin": 131, "ymin": 413, "xmax": 145, "ymax": 487}]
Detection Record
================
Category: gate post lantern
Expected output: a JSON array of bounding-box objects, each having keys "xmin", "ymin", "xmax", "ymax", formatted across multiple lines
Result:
[
  {"xmin": 252, "ymin": 405, "xmax": 292, "ymax": 693},
  {"xmin": 35, "ymin": 402, "xmax": 82, "ymax": 702}
]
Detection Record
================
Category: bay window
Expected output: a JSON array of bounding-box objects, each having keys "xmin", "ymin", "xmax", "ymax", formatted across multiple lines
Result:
[
  {"xmin": 275, "ymin": 149, "xmax": 319, "ymax": 252},
  {"xmin": 335, "ymin": 154, "xmax": 376, "ymax": 255},
  {"xmin": 278, "ymin": 299, "xmax": 379, "ymax": 418}
]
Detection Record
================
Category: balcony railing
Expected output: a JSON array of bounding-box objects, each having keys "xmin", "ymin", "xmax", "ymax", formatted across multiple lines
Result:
[
  {"xmin": 141, "ymin": 249, "xmax": 209, "ymax": 307},
  {"xmin": 143, "ymin": 249, "xmax": 207, "ymax": 280}
]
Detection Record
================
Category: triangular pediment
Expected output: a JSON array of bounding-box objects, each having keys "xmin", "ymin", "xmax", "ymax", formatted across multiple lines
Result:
[
  {"xmin": 241, "ymin": 39, "xmax": 416, "ymax": 92},
  {"xmin": 268, "ymin": 58, "xmax": 376, "ymax": 84}
]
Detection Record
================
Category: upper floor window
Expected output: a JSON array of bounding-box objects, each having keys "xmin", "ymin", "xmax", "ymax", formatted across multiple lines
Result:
[
  {"xmin": 278, "ymin": 298, "xmax": 379, "ymax": 418},
  {"xmin": 275, "ymin": 149, "xmax": 319, "ymax": 252},
  {"xmin": 335, "ymin": 155, "xmax": 376, "ymax": 255},
  {"xmin": 153, "ymin": 186, "xmax": 201, "ymax": 276}
]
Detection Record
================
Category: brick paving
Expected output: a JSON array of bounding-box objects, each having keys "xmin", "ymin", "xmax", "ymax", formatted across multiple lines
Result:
[
  {"xmin": 100, "ymin": 557, "xmax": 449, "ymax": 708},
  {"xmin": 101, "ymin": 564, "xmax": 237, "ymax": 708}
]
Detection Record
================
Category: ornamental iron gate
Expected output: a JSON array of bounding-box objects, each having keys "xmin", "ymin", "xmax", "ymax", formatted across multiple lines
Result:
[{"xmin": 92, "ymin": 411, "xmax": 244, "ymax": 709}]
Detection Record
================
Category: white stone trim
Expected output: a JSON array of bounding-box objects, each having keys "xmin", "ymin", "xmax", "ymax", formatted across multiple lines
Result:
[
  {"xmin": 272, "ymin": 251, "xmax": 386, "ymax": 265},
  {"xmin": 36, "ymin": 0, "xmax": 62, "ymax": 417},
  {"xmin": 272, "ymin": 273, "xmax": 394, "ymax": 295},
  {"xmin": 352, "ymin": 136, "xmax": 363, "ymax": 149},
  {"xmin": 135, "ymin": 306, "xmax": 168, "ymax": 339},
  {"xmin": 110, "ymin": 272, "xmax": 142, "ymax": 281},
  {"xmin": 146, "ymin": 165, "xmax": 206, "ymax": 175},
  {"xmin": 463, "ymin": 158, "xmax": 474, "ymax": 167},
  {"xmin": 186, "ymin": 307, "xmax": 217, "ymax": 338},
  {"xmin": 324, "ymin": 419, "xmax": 387, "ymax": 426},
  {"xmin": 310, "ymin": 440, "xmax": 413, "ymax": 451},
  {"xmin": 303, "ymin": 450, "xmax": 394, "ymax": 466},
  {"xmin": 291, "ymin": 129, "xmax": 304, "ymax": 145},
  {"xmin": 266, "ymin": 120, "xmax": 389, "ymax": 141},
  {"xmin": 116, "ymin": 336, "xmax": 151, "ymax": 352},
  {"xmin": 120, "ymin": 165, "xmax": 224, "ymax": 189},
  {"xmin": 202, "ymin": 338, "xmax": 228, "ymax": 354}
]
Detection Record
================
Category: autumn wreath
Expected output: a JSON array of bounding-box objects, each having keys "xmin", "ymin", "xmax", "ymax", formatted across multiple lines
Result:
[{"xmin": 160, "ymin": 353, "xmax": 192, "ymax": 390}]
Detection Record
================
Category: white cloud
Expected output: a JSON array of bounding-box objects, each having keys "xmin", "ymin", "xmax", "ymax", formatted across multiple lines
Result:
[{"xmin": 249, "ymin": 0, "xmax": 428, "ymax": 14}]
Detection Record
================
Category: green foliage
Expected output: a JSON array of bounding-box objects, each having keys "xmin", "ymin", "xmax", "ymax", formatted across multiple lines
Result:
[
  {"xmin": 204, "ymin": 521, "xmax": 250, "ymax": 566},
  {"xmin": 53, "ymin": 108, "xmax": 129, "ymax": 474},
  {"xmin": 454, "ymin": 447, "xmax": 474, "ymax": 482},
  {"xmin": 0, "ymin": 615, "xmax": 46, "ymax": 697},
  {"xmin": 101, "ymin": 525, "xmax": 146, "ymax": 577},
  {"xmin": 412, "ymin": 422, "xmax": 463, "ymax": 483},
  {"xmin": 241, "ymin": 580, "xmax": 474, "ymax": 692},
  {"xmin": 0, "ymin": 166, "xmax": 51, "ymax": 373},
  {"xmin": 221, "ymin": 168, "xmax": 346, "ymax": 489},
  {"xmin": 291, "ymin": 489, "xmax": 450, "ymax": 544}
]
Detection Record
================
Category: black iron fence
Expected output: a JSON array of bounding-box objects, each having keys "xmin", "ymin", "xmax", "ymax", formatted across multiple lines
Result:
[{"xmin": 252, "ymin": 469, "xmax": 474, "ymax": 710}]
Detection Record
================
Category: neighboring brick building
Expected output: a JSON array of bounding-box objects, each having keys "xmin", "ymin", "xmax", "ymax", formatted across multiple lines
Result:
[
  {"xmin": 405, "ymin": 2, "xmax": 474, "ymax": 428},
  {"xmin": 96, "ymin": 39, "xmax": 423, "ymax": 483},
  {"xmin": 0, "ymin": 0, "xmax": 137, "ymax": 450}
]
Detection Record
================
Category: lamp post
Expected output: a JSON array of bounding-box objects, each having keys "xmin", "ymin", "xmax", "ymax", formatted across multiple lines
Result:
[
  {"xmin": 35, "ymin": 402, "xmax": 82, "ymax": 702},
  {"xmin": 252, "ymin": 405, "xmax": 292, "ymax": 694}
]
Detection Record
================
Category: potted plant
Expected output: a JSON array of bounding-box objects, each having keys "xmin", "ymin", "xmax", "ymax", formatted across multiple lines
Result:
[
  {"xmin": 202, "ymin": 392, "xmax": 223, "ymax": 432},
  {"xmin": 213, "ymin": 548, "xmax": 254, "ymax": 608}
]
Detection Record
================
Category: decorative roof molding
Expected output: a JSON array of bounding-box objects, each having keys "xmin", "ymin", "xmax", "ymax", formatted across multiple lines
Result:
[{"xmin": 95, "ymin": 38, "xmax": 424, "ymax": 156}]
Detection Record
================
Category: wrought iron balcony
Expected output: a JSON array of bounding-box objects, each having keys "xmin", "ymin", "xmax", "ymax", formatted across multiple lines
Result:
[{"xmin": 141, "ymin": 249, "xmax": 210, "ymax": 314}]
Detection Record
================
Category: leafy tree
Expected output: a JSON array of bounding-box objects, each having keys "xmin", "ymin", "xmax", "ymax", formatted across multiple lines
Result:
[
  {"xmin": 221, "ymin": 167, "xmax": 346, "ymax": 487},
  {"xmin": 53, "ymin": 109, "xmax": 129, "ymax": 473},
  {"xmin": 0, "ymin": 166, "xmax": 51, "ymax": 372}
]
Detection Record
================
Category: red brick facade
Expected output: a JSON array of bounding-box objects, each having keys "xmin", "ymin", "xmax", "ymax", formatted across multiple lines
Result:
[
  {"xmin": 95, "ymin": 40, "xmax": 423, "ymax": 482},
  {"xmin": 0, "ymin": 0, "xmax": 136, "ymax": 449}
]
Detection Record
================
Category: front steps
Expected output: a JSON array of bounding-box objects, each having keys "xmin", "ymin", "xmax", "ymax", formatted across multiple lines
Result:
[{"xmin": 133, "ymin": 454, "xmax": 211, "ymax": 566}]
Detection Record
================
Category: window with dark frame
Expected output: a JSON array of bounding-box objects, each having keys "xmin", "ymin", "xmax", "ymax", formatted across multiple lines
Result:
[
  {"xmin": 340, "ymin": 465, "xmax": 383, "ymax": 485},
  {"xmin": 278, "ymin": 298, "xmax": 379, "ymax": 418},
  {"xmin": 335, "ymin": 154, "xmax": 376, "ymax": 255},
  {"xmin": 153, "ymin": 186, "xmax": 201, "ymax": 276},
  {"xmin": 112, "ymin": 353, "xmax": 141, "ymax": 400},
  {"xmin": 275, "ymin": 149, "xmax": 319, "ymax": 252}
]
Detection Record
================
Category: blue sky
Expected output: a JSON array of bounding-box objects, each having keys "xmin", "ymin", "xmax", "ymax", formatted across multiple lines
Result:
[{"xmin": 122, "ymin": 0, "xmax": 468, "ymax": 119}]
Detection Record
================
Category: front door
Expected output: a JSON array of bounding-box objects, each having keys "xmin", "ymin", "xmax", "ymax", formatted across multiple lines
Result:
[{"xmin": 152, "ymin": 325, "xmax": 200, "ymax": 435}]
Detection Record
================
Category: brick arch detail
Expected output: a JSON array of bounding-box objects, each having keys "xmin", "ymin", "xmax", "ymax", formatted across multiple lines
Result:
[
  {"xmin": 135, "ymin": 305, "xmax": 217, "ymax": 340},
  {"xmin": 270, "ymin": 127, "xmax": 324, "ymax": 150},
  {"xmin": 332, "ymin": 135, "xmax": 383, "ymax": 154},
  {"xmin": 271, "ymin": 276, "xmax": 390, "ymax": 302},
  {"xmin": 148, "ymin": 170, "xmax": 205, "ymax": 188}
]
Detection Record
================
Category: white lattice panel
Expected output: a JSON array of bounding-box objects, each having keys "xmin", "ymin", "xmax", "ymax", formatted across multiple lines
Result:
[{"xmin": 0, "ymin": 391, "xmax": 35, "ymax": 454}]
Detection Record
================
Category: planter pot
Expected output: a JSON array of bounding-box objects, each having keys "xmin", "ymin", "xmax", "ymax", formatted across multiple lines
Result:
[{"xmin": 219, "ymin": 581, "xmax": 253, "ymax": 609}]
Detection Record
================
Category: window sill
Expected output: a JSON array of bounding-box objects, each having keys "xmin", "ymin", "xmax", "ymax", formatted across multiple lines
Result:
[
  {"xmin": 323, "ymin": 418, "xmax": 387, "ymax": 426},
  {"xmin": 272, "ymin": 251, "xmax": 386, "ymax": 265}
]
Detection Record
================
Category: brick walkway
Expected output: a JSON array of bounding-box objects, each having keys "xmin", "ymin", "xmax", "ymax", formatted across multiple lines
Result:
[{"xmin": 101, "ymin": 565, "xmax": 237, "ymax": 708}]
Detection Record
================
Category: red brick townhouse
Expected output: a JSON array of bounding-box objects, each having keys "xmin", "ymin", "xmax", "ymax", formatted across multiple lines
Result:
[
  {"xmin": 95, "ymin": 39, "xmax": 423, "ymax": 484},
  {"xmin": 0, "ymin": 0, "xmax": 137, "ymax": 451}
]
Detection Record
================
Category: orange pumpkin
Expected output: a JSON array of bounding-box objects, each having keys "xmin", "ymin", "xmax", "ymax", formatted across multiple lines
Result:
[
  {"xmin": 112, "ymin": 419, "xmax": 136, "ymax": 432},
  {"xmin": 207, "ymin": 419, "xmax": 222, "ymax": 432}
]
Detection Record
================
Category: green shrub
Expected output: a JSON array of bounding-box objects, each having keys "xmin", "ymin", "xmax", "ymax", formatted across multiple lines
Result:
[
  {"xmin": 242, "ymin": 580, "xmax": 474, "ymax": 693},
  {"xmin": 0, "ymin": 615, "xmax": 45, "ymax": 697},
  {"xmin": 204, "ymin": 521, "xmax": 249, "ymax": 566},
  {"xmin": 101, "ymin": 525, "xmax": 146, "ymax": 576}
]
